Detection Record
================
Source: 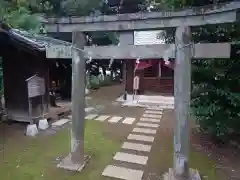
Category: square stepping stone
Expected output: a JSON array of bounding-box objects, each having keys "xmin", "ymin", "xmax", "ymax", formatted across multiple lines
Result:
[
  {"xmin": 94, "ymin": 115, "xmax": 110, "ymax": 121},
  {"xmin": 52, "ymin": 119, "xmax": 70, "ymax": 127},
  {"xmin": 133, "ymin": 127, "xmax": 157, "ymax": 135},
  {"xmin": 122, "ymin": 117, "xmax": 135, "ymax": 124},
  {"xmin": 102, "ymin": 165, "xmax": 143, "ymax": 180},
  {"xmin": 108, "ymin": 116, "xmax": 122, "ymax": 123},
  {"xmin": 143, "ymin": 114, "xmax": 161, "ymax": 119},
  {"xmin": 140, "ymin": 118, "xmax": 161, "ymax": 123},
  {"xmin": 147, "ymin": 107, "xmax": 163, "ymax": 111},
  {"xmin": 145, "ymin": 110, "xmax": 163, "ymax": 114},
  {"xmin": 113, "ymin": 152, "xmax": 148, "ymax": 165},
  {"xmin": 128, "ymin": 134, "xmax": 155, "ymax": 142},
  {"xmin": 122, "ymin": 142, "xmax": 152, "ymax": 152},
  {"xmin": 85, "ymin": 107, "xmax": 94, "ymax": 112},
  {"xmin": 137, "ymin": 122, "xmax": 159, "ymax": 128},
  {"xmin": 85, "ymin": 114, "xmax": 98, "ymax": 120}
]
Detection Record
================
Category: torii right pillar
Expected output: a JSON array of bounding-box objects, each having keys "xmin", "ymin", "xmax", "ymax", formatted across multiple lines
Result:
[{"xmin": 164, "ymin": 26, "xmax": 201, "ymax": 180}]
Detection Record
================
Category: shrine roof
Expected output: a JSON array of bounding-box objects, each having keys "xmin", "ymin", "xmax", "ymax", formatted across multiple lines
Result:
[{"xmin": 0, "ymin": 23, "xmax": 71, "ymax": 52}]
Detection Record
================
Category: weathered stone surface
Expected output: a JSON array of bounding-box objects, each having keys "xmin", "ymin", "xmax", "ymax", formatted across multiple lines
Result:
[
  {"xmin": 44, "ymin": 1, "xmax": 240, "ymax": 32},
  {"xmin": 173, "ymin": 26, "xmax": 191, "ymax": 177},
  {"xmin": 136, "ymin": 122, "xmax": 159, "ymax": 128},
  {"xmin": 26, "ymin": 124, "xmax": 38, "ymax": 136},
  {"xmin": 108, "ymin": 116, "xmax": 123, "ymax": 123},
  {"xmin": 163, "ymin": 168, "xmax": 201, "ymax": 180},
  {"xmin": 133, "ymin": 127, "xmax": 157, "ymax": 134},
  {"xmin": 83, "ymin": 43, "xmax": 230, "ymax": 59},
  {"xmin": 85, "ymin": 88, "xmax": 89, "ymax": 94},
  {"xmin": 102, "ymin": 165, "xmax": 143, "ymax": 180},
  {"xmin": 38, "ymin": 119, "xmax": 49, "ymax": 130},
  {"xmin": 57, "ymin": 154, "xmax": 90, "ymax": 172},
  {"xmin": 122, "ymin": 142, "xmax": 152, "ymax": 152},
  {"xmin": 122, "ymin": 117, "xmax": 136, "ymax": 124},
  {"xmin": 128, "ymin": 134, "xmax": 155, "ymax": 142},
  {"xmin": 113, "ymin": 152, "xmax": 148, "ymax": 165}
]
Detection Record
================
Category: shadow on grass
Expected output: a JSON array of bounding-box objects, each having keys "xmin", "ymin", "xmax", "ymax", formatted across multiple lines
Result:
[{"xmin": 0, "ymin": 121, "xmax": 121, "ymax": 180}]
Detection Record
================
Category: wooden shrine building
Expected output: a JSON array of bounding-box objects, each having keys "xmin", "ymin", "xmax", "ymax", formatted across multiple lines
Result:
[
  {"xmin": 125, "ymin": 59, "xmax": 174, "ymax": 95},
  {"xmin": 0, "ymin": 23, "xmax": 72, "ymax": 123},
  {"xmin": 125, "ymin": 30, "xmax": 174, "ymax": 95}
]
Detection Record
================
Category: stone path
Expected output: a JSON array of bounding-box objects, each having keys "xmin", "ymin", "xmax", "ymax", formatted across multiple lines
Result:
[
  {"xmin": 85, "ymin": 114, "xmax": 137, "ymax": 125},
  {"xmin": 50, "ymin": 114, "xmax": 137, "ymax": 128},
  {"xmin": 39, "ymin": 104, "xmax": 139, "ymax": 136},
  {"xmin": 102, "ymin": 107, "xmax": 163, "ymax": 180}
]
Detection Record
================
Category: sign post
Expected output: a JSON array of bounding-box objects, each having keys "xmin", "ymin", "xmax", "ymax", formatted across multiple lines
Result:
[
  {"xmin": 26, "ymin": 75, "xmax": 46, "ymax": 124},
  {"xmin": 133, "ymin": 76, "xmax": 139, "ymax": 100}
]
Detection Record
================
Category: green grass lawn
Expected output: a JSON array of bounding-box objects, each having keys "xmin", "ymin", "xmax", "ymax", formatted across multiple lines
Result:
[
  {"xmin": 0, "ymin": 119, "xmax": 229, "ymax": 180},
  {"xmin": 0, "ymin": 121, "xmax": 121, "ymax": 180}
]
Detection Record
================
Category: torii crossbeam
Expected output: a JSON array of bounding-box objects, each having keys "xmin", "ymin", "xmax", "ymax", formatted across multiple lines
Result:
[
  {"xmin": 44, "ymin": 1, "xmax": 240, "ymax": 32},
  {"xmin": 47, "ymin": 43, "xmax": 231, "ymax": 59},
  {"xmin": 83, "ymin": 43, "xmax": 230, "ymax": 59}
]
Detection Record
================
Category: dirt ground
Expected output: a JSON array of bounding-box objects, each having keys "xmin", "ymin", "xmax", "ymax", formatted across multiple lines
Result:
[
  {"xmin": 191, "ymin": 131, "xmax": 240, "ymax": 179},
  {"xmin": 144, "ymin": 109, "xmax": 240, "ymax": 180},
  {"xmin": 1, "ymin": 84, "xmax": 240, "ymax": 180}
]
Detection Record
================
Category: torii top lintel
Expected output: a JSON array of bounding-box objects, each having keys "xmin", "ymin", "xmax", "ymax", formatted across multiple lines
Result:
[{"xmin": 45, "ymin": 1, "xmax": 240, "ymax": 33}]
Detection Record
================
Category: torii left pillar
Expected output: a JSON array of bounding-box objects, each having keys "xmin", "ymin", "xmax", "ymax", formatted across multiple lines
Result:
[{"xmin": 57, "ymin": 31, "xmax": 90, "ymax": 171}]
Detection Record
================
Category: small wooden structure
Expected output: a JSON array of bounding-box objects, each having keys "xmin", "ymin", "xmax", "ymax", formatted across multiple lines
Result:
[
  {"xmin": 0, "ymin": 24, "xmax": 49, "ymax": 123},
  {"xmin": 0, "ymin": 23, "xmax": 71, "ymax": 123}
]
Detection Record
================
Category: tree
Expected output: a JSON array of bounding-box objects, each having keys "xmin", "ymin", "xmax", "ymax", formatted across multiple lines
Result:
[
  {"xmin": 0, "ymin": 0, "xmax": 48, "ymax": 96},
  {"xmin": 0, "ymin": 0, "xmax": 46, "ymax": 32},
  {"xmin": 152, "ymin": 0, "xmax": 240, "ymax": 142},
  {"xmin": 60, "ymin": 0, "xmax": 103, "ymax": 16}
]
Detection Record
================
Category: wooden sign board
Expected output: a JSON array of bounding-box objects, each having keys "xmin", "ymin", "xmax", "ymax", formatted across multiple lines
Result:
[
  {"xmin": 133, "ymin": 76, "xmax": 140, "ymax": 90},
  {"xmin": 26, "ymin": 75, "xmax": 45, "ymax": 98},
  {"xmin": 46, "ymin": 45, "xmax": 72, "ymax": 59}
]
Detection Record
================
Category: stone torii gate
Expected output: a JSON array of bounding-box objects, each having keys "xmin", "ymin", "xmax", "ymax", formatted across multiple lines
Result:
[{"xmin": 45, "ymin": 1, "xmax": 239, "ymax": 180}]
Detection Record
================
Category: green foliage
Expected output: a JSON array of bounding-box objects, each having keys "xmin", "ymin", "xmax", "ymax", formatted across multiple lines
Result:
[
  {"xmin": 99, "ymin": 76, "xmax": 112, "ymax": 86},
  {"xmin": 0, "ymin": 0, "xmax": 46, "ymax": 97},
  {"xmin": 60, "ymin": 0, "xmax": 102, "ymax": 16},
  {"xmin": 154, "ymin": 0, "xmax": 240, "ymax": 141},
  {"xmin": 87, "ymin": 76, "xmax": 100, "ymax": 90},
  {"xmin": 0, "ymin": 0, "xmax": 43, "ymax": 32},
  {"xmin": 190, "ymin": 22, "xmax": 240, "ymax": 141},
  {"xmin": 87, "ymin": 75, "xmax": 113, "ymax": 90}
]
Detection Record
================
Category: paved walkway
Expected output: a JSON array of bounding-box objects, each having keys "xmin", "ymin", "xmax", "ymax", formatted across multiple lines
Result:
[
  {"xmin": 101, "ymin": 107, "xmax": 163, "ymax": 180},
  {"xmin": 85, "ymin": 114, "xmax": 137, "ymax": 125},
  {"xmin": 51, "ymin": 114, "xmax": 137, "ymax": 127}
]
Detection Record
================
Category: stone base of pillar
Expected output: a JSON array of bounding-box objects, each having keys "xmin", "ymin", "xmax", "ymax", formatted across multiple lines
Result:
[
  {"xmin": 163, "ymin": 168, "xmax": 201, "ymax": 180},
  {"xmin": 38, "ymin": 119, "xmax": 49, "ymax": 130},
  {"xmin": 26, "ymin": 124, "xmax": 39, "ymax": 136},
  {"xmin": 57, "ymin": 154, "xmax": 91, "ymax": 172}
]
